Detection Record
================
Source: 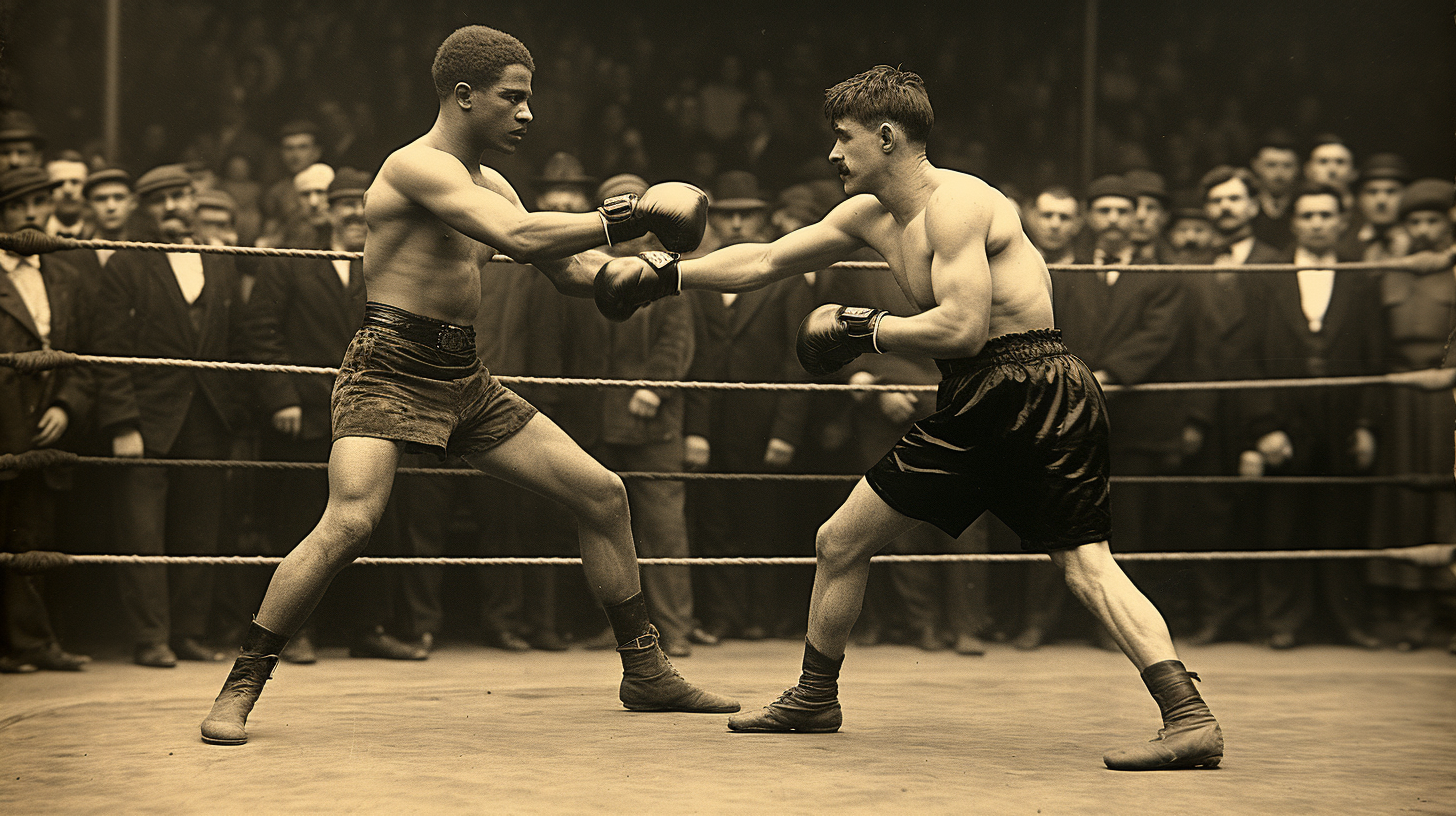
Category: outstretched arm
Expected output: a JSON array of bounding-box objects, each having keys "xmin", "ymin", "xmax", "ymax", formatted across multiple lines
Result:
[
  {"xmin": 385, "ymin": 147, "xmax": 607, "ymax": 264},
  {"xmin": 678, "ymin": 198, "xmax": 870, "ymax": 293}
]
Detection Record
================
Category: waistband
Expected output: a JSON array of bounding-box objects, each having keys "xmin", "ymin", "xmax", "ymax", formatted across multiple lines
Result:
[
  {"xmin": 935, "ymin": 328, "xmax": 1067, "ymax": 379},
  {"xmin": 362, "ymin": 301, "xmax": 476, "ymax": 355}
]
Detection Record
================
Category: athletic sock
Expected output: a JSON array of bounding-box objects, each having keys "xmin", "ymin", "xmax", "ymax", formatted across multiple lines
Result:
[
  {"xmin": 794, "ymin": 638, "xmax": 844, "ymax": 704},
  {"xmin": 241, "ymin": 619, "xmax": 289, "ymax": 657}
]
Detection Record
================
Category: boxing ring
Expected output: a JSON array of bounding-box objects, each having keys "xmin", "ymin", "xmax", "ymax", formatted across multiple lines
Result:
[{"xmin": 2, "ymin": 231, "xmax": 1454, "ymax": 813}]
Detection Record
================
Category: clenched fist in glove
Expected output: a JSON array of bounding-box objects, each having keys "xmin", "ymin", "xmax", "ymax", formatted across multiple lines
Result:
[
  {"xmin": 598, "ymin": 181, "xmax": 708, "ymax": 253},
  {"xmin": 595, "ymin": 251, "xmax": 681, "ymax": 322},
  {"xmin": 796, "ymin": 304, "xmax": 887, "ymax": 376}
]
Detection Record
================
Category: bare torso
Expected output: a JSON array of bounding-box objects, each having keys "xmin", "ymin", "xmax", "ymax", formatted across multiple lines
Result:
[
  {"xmin": 362, "ymin": 141, "xmax": 509, "ymax": 326},
  {"xmin": 858, "ymin": 168, "xmax": 1054, "ymax": 349}
]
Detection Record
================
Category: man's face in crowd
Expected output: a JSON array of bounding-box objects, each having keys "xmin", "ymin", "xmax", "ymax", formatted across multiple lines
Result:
[
  {"xmin": 329, "ymin": 196, "xmax": 368, "ymax": 251},
  {"xmin": 194, "ymin": 205, "xmax": 237, "ymax": 247},
  {"xmin": 146, "ymin": 186, "xmax": 197, "ymax": 240},
  {"xmin": 2, "ymin": 189, "xmax": 56, "ymax": 233},
  {"xmin": 536, "ymin": 186, "xmax": 591, "ymax": 214},
  {"xmin": 1086, "ymin": 196, "xmax": 1132, "ymax": 243},
  {"xmin": 474, "ymin": 64, "xmax": 533, "ymax": 155},
  {"xmin": 87, "ymin": 181, "xmax": 136, "ymax": 232},
  {"xmin": 709, "ymin": 207, "xmax": 770, "ymax": 247},
  {"xmin": 1291, "ymin": 193, "xmax": 1345, "ymax": 254},
  {"xmin": 296, "ymin": 181, "xmax": 331, "ymax": 226},
  {"xmin": 1305, "ymin": 143, "xmax": 1355, "ymax": 187},
  {"xmin": 0, "ymin": 139, "xmax": 41, "ymax": 171},
  {"xmin": 1403, "ymin": 210, "xmax": 1453, "ymax": 253},
  {"xmin": 46, "ymin": 160, "xmax": 89, "ymax": 220},
  {"xmin": 1169, "ymin": 216, "xmax": 1217, "ymax": 251},
  {"xmin": 1028, "ymin": 193, "xmax": 1080, "ymax": 254},
  {"xmin": 1250, "ymin": 147, "xmax": 1299, "ymax": 197},
  {"xmin": 1205, "ymin": 177, "xmax": 1259, "ymax": 236},
  {"xmin": 280, "ymin": 133, "xmax": 322, "ymax": 175},
  {"xmin": 1357, "ymin": 179, "xmax": 1404, "ymax": 228},
  {"xmin": 1129, "ymin": 195, "xmax": 1168, "ymax": 244}
]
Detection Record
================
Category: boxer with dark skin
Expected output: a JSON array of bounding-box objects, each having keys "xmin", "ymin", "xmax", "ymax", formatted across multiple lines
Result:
[
  {"xmin": 596, "ymin": 66, "xmax": 1223, "ymax": 770},
  {"xmin": 201, "ymin": 25, "xmax": 735, "ymax": 746}
]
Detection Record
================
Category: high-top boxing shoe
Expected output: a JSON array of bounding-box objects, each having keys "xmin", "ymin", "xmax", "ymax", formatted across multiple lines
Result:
[
  {"xmin": 200, "ymin": 621, "xmax": 288, "ymax": 745},
  {"xmin": 617, "ymin": 626, "xmax": 739, "ymax": 714},
  {"xmin": 728, "ymin": 639, "xmax": 843, "ymax": 733},
  {"xmin": 1103, "ymin": 659, "xmax": 1224, "ymax": 770}
]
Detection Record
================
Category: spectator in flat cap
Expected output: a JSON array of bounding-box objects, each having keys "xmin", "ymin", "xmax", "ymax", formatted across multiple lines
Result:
[
  {"xmin": 0, "ymin": 164, "xmax": 95, "ymax": 675},
  {"xmin": 128, "ymin": 164, "xmax": 196, "ymax": 243},
  {"xmin": 1125, "ymin": 169, "xmax": 1172, "ymax": 263},
  {"xmin": 1165, "ymin": 190, "xmax": 1218, "ymax": 266},
  {"xmin": 0, "ymin": 111, "xmax": 46, "ymax": 171},
  {"xmin": 535, "ymin": 152, "xmax": 596, "ymax": 215},
  {"xmin": 1077, "ymin": 174, "xmax": 1137, "ymax": 267},
  {"xmin": 194, "ymin": 189, "xmax": 239, "ymax": 248},
  {"xmin": 1368, "ymin": 177, "xmax": 1456, "ymax": 652},
  {"xmin": 1344, "ymin": 152, "xmax": 1413, "ymax": 261},
  {"xmin": 84, "ymin": 169, "xmax": 135, "ymax": 243}
]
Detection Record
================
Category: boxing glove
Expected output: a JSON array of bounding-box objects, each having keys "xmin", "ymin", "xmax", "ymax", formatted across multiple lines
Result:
[
  {"xmin": 796, "ymin": 304, "xmax": 887, "ymax": 376},
  {"xmin": 594, "ymin": 251, "xmax": 682, "ymax": 322},
  {"xmin": 598, "ymin": 181, "xmax": 708, "ymax": 253}
]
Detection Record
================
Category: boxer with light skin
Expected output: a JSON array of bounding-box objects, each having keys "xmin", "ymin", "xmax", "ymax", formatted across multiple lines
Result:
[
  {"xmin": 200, "ymin": 24, "xmax": 735, "ymax": 747},
  {"xmin": 595, "ymin": 65, "xmax": 1223, "ymax": 770}
]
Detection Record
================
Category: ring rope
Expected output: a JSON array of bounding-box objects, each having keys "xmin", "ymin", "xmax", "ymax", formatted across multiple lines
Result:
[
  {"xmin": 1, "ymin": 450, "xmax": 1450, "ymax": 490},
  {"xmin": 2, "ymin": 545, "xmax": 1452, "ymax": 569},
  {"xmin": 1, "ymin": 230, "xmax": 1447, "ymax": 275},
  {"xmin": 2, "ymin": 350, "xmax": 1451, "ymax": 394}
]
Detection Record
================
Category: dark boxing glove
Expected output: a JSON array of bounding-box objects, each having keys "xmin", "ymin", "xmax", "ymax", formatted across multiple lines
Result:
[
  {"xmin": 598, "ymin": 181, "xmax": 708, "ymax": 253},
  {"xmin": 594, "ymin": 251, "xmax": 682, "ymax": 322},
  {"xmin": 796, "ymin": 304, "xmax": 887, "ymax": 376}
]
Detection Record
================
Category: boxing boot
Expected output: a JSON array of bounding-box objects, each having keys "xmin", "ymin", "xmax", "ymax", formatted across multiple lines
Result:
[
  {"xmin": 1103, "ymin": 659, "xmax": 1223, "ymax": 770},
  {"xmin": 200, "ymin": 621, "xmax": 287, "ymax": 745},
  {"xmin": 728, "ymin": 639, "xmax": 843, "ymax": 733},
  {"xmin": 617, "ymin": 626, "xmax": 739, "ymax": 713}
]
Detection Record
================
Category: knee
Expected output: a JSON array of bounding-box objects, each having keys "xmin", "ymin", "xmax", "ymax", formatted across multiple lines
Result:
[
  {"xmin": 572, "ymin": 471, "xmax": 630, "ymax": 527},
  {"xmin": 814, "ymin": 521, "xmax": 860, "ymax": 574},
  {"xmin": 316, "ymin": 503, "xmax": 380, "ymax": 564}
]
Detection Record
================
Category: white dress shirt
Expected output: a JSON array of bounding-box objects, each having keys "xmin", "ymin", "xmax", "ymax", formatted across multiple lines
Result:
[
  {"xmin": 1, "ymin": 251, "xmax": 51, "ymax": 347},
  {"xmin": 1293, "ymin": 247, "xmax": 1337, "ymax": 333}
]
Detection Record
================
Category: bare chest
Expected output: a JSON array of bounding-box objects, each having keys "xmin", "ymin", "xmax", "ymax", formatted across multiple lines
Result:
[{"xmin": 868, "ymin": 218, "xmax": 936, "ymax": 312}]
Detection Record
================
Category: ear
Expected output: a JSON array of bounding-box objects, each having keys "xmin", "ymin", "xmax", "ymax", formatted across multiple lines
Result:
[
  {"xmin": 878, "ymin": 122, "xmax": 895, "ymax": 153},
  {"xmin": 454, "ymin": 82, "xmax": 474, "ymax": 110}
]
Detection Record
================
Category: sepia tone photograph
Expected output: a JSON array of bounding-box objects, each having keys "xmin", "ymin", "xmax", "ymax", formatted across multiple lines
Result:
[{"xmin": 1, "ymin": 1, "xmax": 1453, "ymax": 812}]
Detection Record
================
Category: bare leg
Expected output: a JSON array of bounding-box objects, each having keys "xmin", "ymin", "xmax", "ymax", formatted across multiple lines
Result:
[
  {"xmin": 464, "ymin": 413, "xmax": 639, "ymax": 605},
  {"xmin": 1050, "ymin": 542, "xmax": 1177, "ymax": 670},
  {"xmin": 256, "ymin": 437, "xmax": 403, "ymax": 636},
  {"xmin": 805, "ymin": 480, "xmax": 925, "ymax": 658}
]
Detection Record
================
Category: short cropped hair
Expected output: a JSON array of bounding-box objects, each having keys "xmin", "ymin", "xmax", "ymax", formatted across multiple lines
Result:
[
  {"xmin": 432, "ymin": 26, "xmax": 535, "ymax": 100},
  {"xmin": 1198, "ymin": 165, "xmax": 1262, "ymax": 202},
  {"xmin": 1292, "ymin": 181, "xmax": 1348, "ymax": 213},
  {"xmin": 823, "ymin": 66, "xmax": 934, "ymax": 145}
]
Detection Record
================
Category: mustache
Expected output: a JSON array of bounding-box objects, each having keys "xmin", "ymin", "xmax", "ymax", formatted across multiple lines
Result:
[{"xmin": 340, "ymin": 215, "xmax": 366, "ymax": 228}]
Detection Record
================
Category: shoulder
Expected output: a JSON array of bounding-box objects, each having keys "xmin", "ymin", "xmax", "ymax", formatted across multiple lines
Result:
[
  {"xmin": 824, "ymin": 194, "xmax": 886, "ymax": 228},
  {"xmin": 925, "ymin": 171, "xmax": 1002, "ymax": 239}
]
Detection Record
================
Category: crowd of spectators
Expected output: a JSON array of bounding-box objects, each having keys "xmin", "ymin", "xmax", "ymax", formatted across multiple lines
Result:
[{"xmin": 1, "ymin": 4, "xmax": 1453, "ymax": 673}]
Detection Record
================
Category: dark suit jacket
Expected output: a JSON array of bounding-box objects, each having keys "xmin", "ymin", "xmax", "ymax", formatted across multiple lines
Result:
[
  {"xmin": 1247, "ymin": 247, "xmax": 1387, "ymax": 472},
  {"xmin": 1056, "ymin": 247, "xmax": 1188, "ymax": 455},
  {"xmin": 244, "ymin": 256, "xmax": 366, "ymax": 441},
  {"xmin": 0, "ymin": 253, "xmax": 94, "ymax": 487},
  {"xmin": 558, "ymin": 291, "xmax": 694, "ymax": 448},
  {"xmin": 92, "ymin": 248, "xmax": 249, "ymax": 455},
  {"xmin": 684, "ymin": 276, "xmax": 812, "ymax": 470}
]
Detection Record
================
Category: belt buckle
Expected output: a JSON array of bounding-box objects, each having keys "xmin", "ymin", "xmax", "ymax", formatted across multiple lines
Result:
[{"xmin": 437, "ymin": 326, "xmax": 471, "ymax": 354}]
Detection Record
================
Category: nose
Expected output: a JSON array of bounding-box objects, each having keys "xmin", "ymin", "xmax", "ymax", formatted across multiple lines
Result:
[{"xmin": 518, "ymin": 103, "xmax": 532, "ymax": 123}]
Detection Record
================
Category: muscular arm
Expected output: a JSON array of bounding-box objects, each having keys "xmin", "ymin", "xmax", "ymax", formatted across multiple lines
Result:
[
  {"xmin": 678, "ymin": 199, "xmax": 868, "ymax": 293},
  {"xmin": 874, "ymin": 185, "xmax": 992, "ymax": 358},
  {"xmin": 385, "ymin": 146, "xmax": 608, "ymax": 264}
]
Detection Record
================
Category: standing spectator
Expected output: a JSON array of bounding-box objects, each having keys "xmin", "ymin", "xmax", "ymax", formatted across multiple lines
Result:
[
  {"xmin": 84, "ymin": 169, "xmax": 135, "ymax": 243},
  {"xmin": 563, "ymin": 174, "xmax": 699, "ymax": 657},
  {"xmin": 271, "ymin": 162, "xmax": 334, "ymax": 249},
  {"xmin": 1125, "ymin": 169, "xmax": 1172, "ymax": 263},
  {"xmin": 685, "ymin": 170, "xmax": 811, "ymax": 641},
  {"xmin": 1024, "ymin": 185, "xmax": 1082, "ymax": 266},
  {"xmin": 194, "ymin": 190, "xmax": 240, "ymax": 248},
  {"xmin": 1342, "ymin": 153, "xmax": 1412, "ymax": 261},
  {"xmin": 1244, "ymin": 183, "xmax": 1386, "ymax": 650},
  {"xmin": 92, "ymin": 164, "xmax": 250, "ymax": 668},
  {"xmin": 0, "ymin": 167, "xmax": 93, "ymax": 674},
  {"xmin": 1302, "ymin": 134, "xmax": 1357, "ymax": 191},
  {"xmin": 218, "ymin": 154, "xmax": 264, "ymax": 248},
  {"xmin": 534, "ymin": 151, "xmax": 596, "ymax": 215},
  {"xmin": 0, "ymin": 111, "xmax": 45, "ymax": 171},
  {"xmin": 1052, "ymin": 174, "xmax": 1188, "ymax": 646},
  {"xmin": 245, "ymin": 167, "xmax": 424, "ymax": 663},
  {"xmin": 1248, "ymin": 130, "xmax": 1300, "ymax": 251},
  {"xmin": 44, "ymin": 152, "xmax": 91, "ymax": 239},
  {"xmin": 1367, "ymin": 179, "xmax": 1456, "ymax": 650},
  {"xmin": 258, "ymin": 120, "xmax": 322, "ymax": 244}
]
